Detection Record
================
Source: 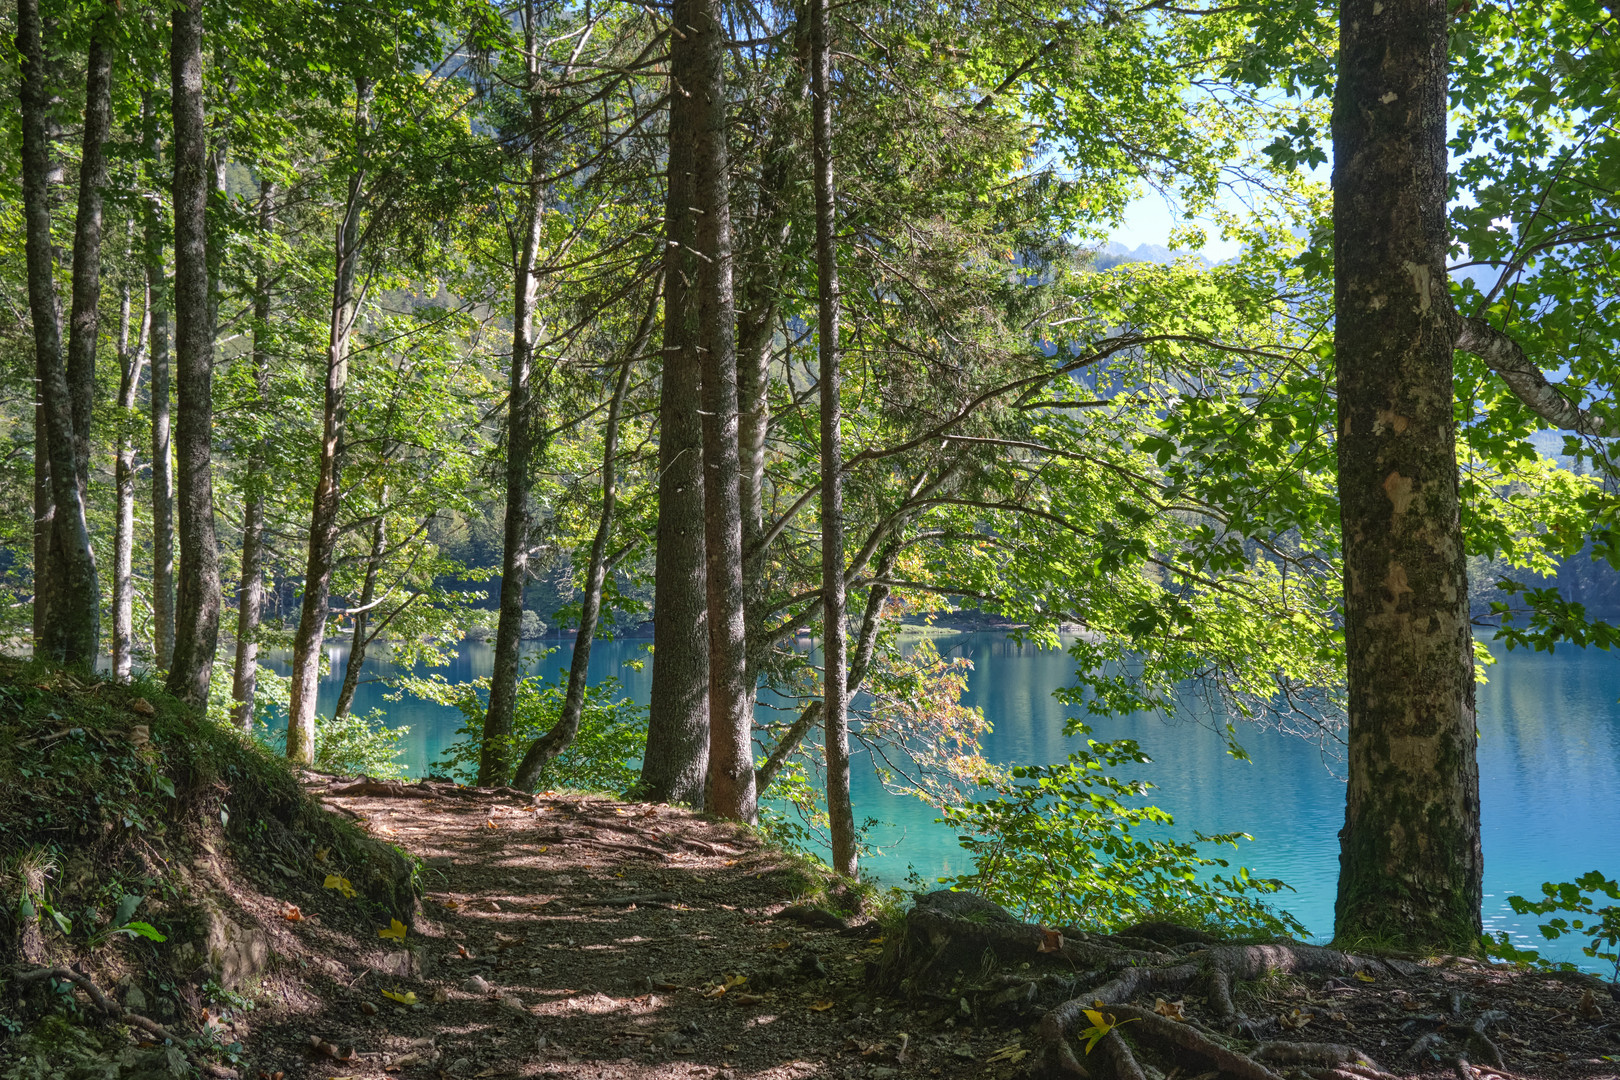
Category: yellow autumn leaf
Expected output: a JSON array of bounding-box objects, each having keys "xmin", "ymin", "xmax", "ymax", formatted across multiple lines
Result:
[
  {"xmin": 323, "ymin": 874, "xmax": 357, "ymax": 899},
  {"xmin": 809, "ymin": 1000, "xmax": 835, "ymax": 1011},
  {"xmin": 378, "ymin": 919, "xmax": 408, "ymax": 941},
  {"xmin": 724, "ymin": 974, "xmax": 748, "ymax": 989},
  {"xmin": 1354, "ymin": 971, "xmax": 1376, "ymax": 983},
  {"xmin": 381, "ymin": 989, "xmax": 417, "ymax": 1005}
]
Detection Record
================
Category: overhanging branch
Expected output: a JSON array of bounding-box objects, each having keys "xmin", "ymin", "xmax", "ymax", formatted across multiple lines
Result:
[{"xmin": 1455, "ymin": 315, "xmax": 1620, "ymax": 438}]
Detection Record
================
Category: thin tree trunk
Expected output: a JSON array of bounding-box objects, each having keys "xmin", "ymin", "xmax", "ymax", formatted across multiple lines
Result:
[
  {"xmin": 479, "ymin": 31, "xmax": 546, "ymax": 787},
  {"xmin": 232, "ymin": 181, "xmax": 275, "ymax": 732},
  {"xmin": 66, "ymin": 25, "xmax": 113, "ymax": 502},
  {"xmin": 640, "ymin": 7, "xmax": 710, "ymax": 806},
  {"xmin": 689, "ymin": 0, "xmax": 755, "ymax": 824},
  {"xmin": 512, "ymin": 356, "xmax": 635, "ymax": 791},
  {"xmin": 19, "ymin": 0, "xmax": 100, "ymax": 665},
  {"xmin": 811, "ymin": 0, "xmax": 854, "ymax": 876},
  {"xmin": 32, "ymin": 404, "xmax": 51, "ymax": 650},
  {"xmin": 333, "ymin": 501, "xmax": 387, "ymax": 724},
  {"xmin": 1332, "ymin": 0, "xmax": 1482, "ymax": 950},
  {"xmin": 145, "ymin": 91, "xmax": 176, "ymax": 671},
  {"xmin": 113, "ymin": 237, "xmax": 151, "ymax": 682},
  {"xmin": 288, "ymin": 79, "xmax": 370, "ymax": 763},
  {"xmin": 165, "ymin": 0, "xmax": 222, "ymax": 705}
]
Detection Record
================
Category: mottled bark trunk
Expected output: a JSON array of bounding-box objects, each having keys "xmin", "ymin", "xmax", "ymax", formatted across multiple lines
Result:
[
  {"xmin": 478, "ymin": 53, "xmax": 546, "ymax": 788},
  {"xmin": 32, "ymin": 406, "xmax": 51, "ymax": 649},
  {"xmin": 512, "ymin": 357, "xmax": 634, "ymax": 791},
  {"xmin": 146, "ymin": 93, "xmax": 176, "ymax": 671},
  {"xmin": 113, "ymin": 244, "xmax": 151, "ymax": 682},
  {"xmin": 66, "ymin": 27, "xmax": 113, "ymax": 502},
  {"xmin": 288, "ymin": 81, "xmax": 370, "ymax": 762},
  {"xmin": 20, "ymin": 0, "xmax": 100, "ymax": 665},
  {"xmin": 641, "ymin": 11, "xmax": 710, "ymax": 805},
  {"xmin": 165, "ymin": 0, "xmax": 222, "ymax": 705},
  {"xmin": 232, "ymin": 182, "xmax": 275, "ymax": 732},
  {"xmin": 690, "ymin": 0, "xmax": 756, "ymax": 824},
  {"xmin": 1332, "ymin": 0, "xmax": 1482, "ymax": 950},
  {"xmin": 811, "ymin": 0, "xmax": 854, "ymax": 877},
  {"xmin": 333, "ymin": 505, "xmax": 386, "ymax": 724}
]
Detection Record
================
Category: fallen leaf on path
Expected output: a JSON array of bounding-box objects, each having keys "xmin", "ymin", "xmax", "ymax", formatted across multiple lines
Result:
[
  {"xmin": 130, "ymin": 698, "xmax": 156, "ymax": 716},
  {"xmin": 323, "ymin": 874, "xmax": 357, "ymax": 899},
  {"xmin": 1577, "ymin": 989, "xmax": 1601, "ymax": 1019},
  {"xmin": 307, "ymin": 1037, "xmax": 355, "ymax": 1061},
  {"xmin": 1278, "ymin": 1008, "xmax": 1313, "ymax": 1030},
  {"xmin": 314, "ymin": 847, "xmax": 330, "ymax": 863},
  {"xmin": 381, "ymin": 988, "xmax": 417, "ymax": 1005},
  {"xmin": 1037, "ymin": 928, "xmax": 1063, "ymax": 953},
  {"xmin": 282, "ymin": 905, "xmax": 306, "ymax": 922},
  {"xmin": 809, "ymin": 1000, "xmax": 835, "ymax": 1011},
  {"xmin": 378, "ymin": 918, "xmax": 408, "ymax": 941},
  {"xmin": 536, "ymin": 845, "xmax": 549, "ymax": 853},
  {"xmin": 485, "ymin": 820, "xmax": 498, "ymax": 829},
  {"xmin": 724, "ymin": 974, "xmax": 748, "ymax": 989},
  {"xmin": 1154, "ymin": 998, "xmax": 1186, "ymax": 1021},
  {"xmin": 768, "ymin": 940, "xmax": 791, "ymax": 950},
  {"xmin": 1354, "ymin": 971, "xmax": 1377, "ymax": 983}
]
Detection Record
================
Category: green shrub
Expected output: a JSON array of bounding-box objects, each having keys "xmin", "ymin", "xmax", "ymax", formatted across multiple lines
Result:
[
  {"xmin": 1484, "ymin": 872, "xmax": 1620, "ymax": 979},
  {"xmin": 938, "ymin": 728, "xmax": 1304, "ymax": 938},
  {"xmin": 313, "ymin": 709, "xmax": 410, "ymax": 780},
  {"xmin": 399, "ymin": 671, "xmax": 646, "ymax": 792}
]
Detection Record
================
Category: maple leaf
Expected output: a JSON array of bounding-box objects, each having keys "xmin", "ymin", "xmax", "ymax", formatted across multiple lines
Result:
[
  {"xmin": 378, "ymin": 919, "xmax": 408, "ymax": 941},
  {"xmin": 381, "ymin": 989, "xmax": 417, "ymax": 1005},
  {"xmin": 323, "ymin": 874, "xmax": 357, "ymax": 899}
]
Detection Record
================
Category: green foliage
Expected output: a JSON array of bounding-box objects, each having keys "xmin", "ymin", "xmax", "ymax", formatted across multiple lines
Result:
[
  {"xmin": 311, "ymin": 709, "xmax": 409, "ymax": 781},
  {"xmin": 938, "ymin": 728, "xmax": 1304, "ymax": 938},
  {"xmin": 401, "ymin": 671, "xmax": 646, "ymax": 793},
  {"xmin": 1483, "ymin": 872, "xmax": 1620, "ymax": 982}
]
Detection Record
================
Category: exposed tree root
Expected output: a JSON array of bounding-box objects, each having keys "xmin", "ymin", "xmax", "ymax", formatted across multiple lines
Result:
[
  {"xmin": 1253, "ymin": 1040, "xmax": 1387, "ymax": 1072},
  {"xmin": 16, "ymin": 967, "xmax": 237, "ymax": 1077},
  {"xmin": 1097, "ymin": 1029, "xmax": 1147, "ymax": 1080}
]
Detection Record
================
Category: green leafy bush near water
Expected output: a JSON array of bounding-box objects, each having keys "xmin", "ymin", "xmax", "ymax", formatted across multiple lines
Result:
[
  {"xmin": 397, "ymin": 671, "xmax": 645, "ymax": 793},
  {"xmin": 939, "ymin": 729, "xmax": 1305, "ymax": 938},
  {"xmin": 1484, "ymin": 872, "xmax": 1620, "ymax": 981},
  {"xmin": 211, "ymin": 663, "xmax": 409, "ymax": 779}
]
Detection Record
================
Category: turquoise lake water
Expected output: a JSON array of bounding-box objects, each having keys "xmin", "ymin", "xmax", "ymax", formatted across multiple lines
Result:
[{"xmin": 278, "ymin": 631, "xmax": 1620, "ymax": 971}]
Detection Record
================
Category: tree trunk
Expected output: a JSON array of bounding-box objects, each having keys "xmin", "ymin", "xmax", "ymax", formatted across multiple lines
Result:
[
  {"xmin": 689, "ymin": 0, "xmax": 756, "ymax": 824},
  {"xmin": 288, "ymin": 80, "xmax": 370, "ymax": 762},
  {"xmin": 479, "ymin": 37, "xmax": 546, "ymax": 787},
  {"xmin": 513, "ymin": 356, "xmax": 635, "ymax": 791},
  {"xmin": 113, "ymin": 237, "xmax": 151, "ymax": 682},
  {"xmin": 334, "ymin": 502, "xmax": 386, "ymax": 724},
  {"xmin": 165, "ymin": 0, "xmax": 223, "ymax": 705},
  {"xmin": 232, "ymin": 182, "xmax": 275, "ymax": 732},
  {"xmin": 811, "ymin": 0, "xmax": 855, "ymax": 877},
  {"xmin": 145, "ymin": 92, "xmax": 176, "ymax": 671},
  {"xmin": 640, "ymin": 9, "xmax": 710, "ymax": 806},
  {"xmin": 1332, "ymin": 0, "xmax": 1482, "ymax": 950},
  {"xmin": 66, "ymin": 25, "xmax": 113, "ymax": 503},
  {"xmin": 19, "ymin": 0, "xmax": 100, "ymax": 666}
]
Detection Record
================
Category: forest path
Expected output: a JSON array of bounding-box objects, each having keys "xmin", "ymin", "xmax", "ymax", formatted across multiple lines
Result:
[{"xmin": 251, "ymin": 784, "xmax": 1004, "ymax": 1080}]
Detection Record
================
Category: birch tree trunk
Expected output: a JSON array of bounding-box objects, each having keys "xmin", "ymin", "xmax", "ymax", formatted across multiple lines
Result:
[
  {"xmin": 811, "ymin": 0, "xmax": 855, "ymax": 877},
  {"xmin": 288, "ymin": 80, "xmax": 370, "ymax": 762},
  {"xmin": 689, "ymin": 0, "xmax": 756, "ymax": 823},
  {"xmin": 113, "ymin": 242, "xmax": 151, "ymax": 682},
  {"xmin": 232, "ymin": 182, "xmax": 275, "ymax": 732},
  {"xmin": 19, "ymin": 0, "xmax": 101, "ymax": 665},
  {"xmin": 144, "ymin": 92, "xmax": 176, "ymax": 671},
  {"xmin": 1331, "ymin": 0, "xmax": 1482, "ymax": 950},
  {"xmin": 640, "ymin": 8, "xmax": 710, "ymax": 805}
]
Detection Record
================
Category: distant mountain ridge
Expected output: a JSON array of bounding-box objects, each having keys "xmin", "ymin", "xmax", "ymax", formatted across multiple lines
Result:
[{"xmin": 1094, "ymin": 241, "xmax": 1213, "ymax": 270}]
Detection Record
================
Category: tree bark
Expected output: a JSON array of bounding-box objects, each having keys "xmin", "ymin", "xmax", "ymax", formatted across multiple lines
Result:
[
  {"xmin": 688, "ymin": 0, "xmax": 756, "ymax": 824},
  {"xmin": 232, "ymin": 182, "xmax": 275, "ymax": 732},
  {"xmin": 288, "ymin": 79, "xmax": 370, "ymax": 762},
  {"xmin": 66, "ymin": 25, "xmax": 114, "ymax": 502},
  {"xmin": 512, "ymin": 356, "xmax": 635, "ymax": 791},
  {"xmin": 811, "ymin": 0, "xmax": 854, "ymax": 877},
  {"xmin": 641, "ymin": 9, "xmax": 710, "ymax": 806},
  {"xmin": 145, "ymin": 92, "xmax": 176, "ymax": 671},
  {"xmin": 479, "ymin": 34, "xmax": 546, "ymax": 787},
  {"xmin": 19, "ymin": 0, "xmax": 101, "ymax": 665},
  {"xmin": 333, "ymin": 497, "xmax": 387, "ymax": 724},
  {"xmin": 165, "ymin": 0, "xmax": 223, "ymax": 704},
  {"xmin": 1332, "ymin": 0, "xmax": 1482, "ymax": 950},
  {"xmin": 113, "ymin": 236, "xmax": 151, "ymax": 682}
]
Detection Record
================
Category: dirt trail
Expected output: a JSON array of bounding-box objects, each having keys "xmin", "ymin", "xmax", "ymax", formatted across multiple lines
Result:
[{"xmin": 250, "ymin": 785, "xmax": 1002, "ymax": 1080}]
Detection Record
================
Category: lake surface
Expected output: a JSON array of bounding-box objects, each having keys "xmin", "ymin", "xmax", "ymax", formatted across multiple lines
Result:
[{"xmin": 274, "ymin": 631, "xmax": 1620, "ymax": 970}]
